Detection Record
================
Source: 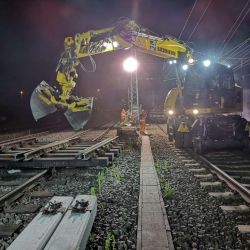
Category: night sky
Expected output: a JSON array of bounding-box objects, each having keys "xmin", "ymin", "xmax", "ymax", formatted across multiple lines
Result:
[{"xmin": 0, "ymin": 0, "xmax": 249, "ymax": 128}]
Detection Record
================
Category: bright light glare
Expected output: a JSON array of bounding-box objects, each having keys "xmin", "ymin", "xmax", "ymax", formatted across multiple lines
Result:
[
  {"xmin": 182, "ymin": 64, "xmax": 188, "ymax": 71},
  {"xmin": 203, "ymin": 59, "xmax": 211, "ymax": 67},
  {"xmin": 169, "ymin": 61, "xmax": 173, "ymax": 65},
  {"xmin": 188, "ymin": 58, "xmax": 194, "ymax": 64},
  {"xmin": 173, "ymin": 60, "xmax": 177, "ymax": 64},
  {"xmin": 103, "ymin": 41, "xmax": 113, "ymax": 50},
  {"xmin": 227, "ymin": 65, "xmax": 231, "ymax": 68},
  {"xmin": 193, "ymin": 109, "xmax": 199, "ymax": 115},
  {"xmin": 168, "ymin": 110, "xmax": 174, "ymax": 115},
  {"xmin": 123, "ymin": 57, "xmax": 138, "ymax": 72},
  {"xmin": 112, "ymin": 41, "xmax": 119, "ymax": 48}
]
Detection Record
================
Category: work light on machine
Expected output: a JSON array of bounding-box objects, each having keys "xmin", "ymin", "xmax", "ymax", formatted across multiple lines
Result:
[
  {"xmin": 112, "ymin": 41, "xmax": 119, "ymax": 48},
  {"xmin": 188, "ymin": 58, "xmax": 194, "ymax": 64},
  {"xmin": 168, "ymin": 110, "xmax": 174, "ymax": 115},
  {"xmin": 203, "ymin": 59, "xmax": 211, "ymax": 67},
  {"xmin": 192, "ymin": 109, "xmax": 199, "ymax": 115},
  {"xmin": 182, "ymin": 64, "xmax": 188, "ymax": 71},
  {"xmin": 123, "ymin": 57, "xmax": 138, "ymax": 72}
]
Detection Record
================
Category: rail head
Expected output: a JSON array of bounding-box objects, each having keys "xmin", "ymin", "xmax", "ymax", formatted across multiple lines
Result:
[
  {"xmin": 0, "ymin": 169, "xmax": 49, "ymax": 207},
  {"xmin": 76, "ymin": 136, "xmax": 119, "ymax": 159},
  {"xmin": 24, "ymin": 137, "xmax": 80, "ymax": 160},
  {"xmin": 197, "ymin": 154, "xmax": 250, "ymax": 204}
]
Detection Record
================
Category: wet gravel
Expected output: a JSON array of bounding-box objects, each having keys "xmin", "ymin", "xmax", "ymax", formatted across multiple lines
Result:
[
  {"xmin": 150, "ymin": 127, "xmax": 250, "ymax": 250},
  {"xmin": 0, "ymin": 147, "xmax": 140, "ymax": 249}
]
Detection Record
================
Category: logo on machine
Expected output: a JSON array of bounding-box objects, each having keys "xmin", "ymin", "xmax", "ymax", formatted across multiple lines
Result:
[
  {"xmin": 150, "ymin": 40, "xmax": 156, "ymax": 50},
  {"xmin": 157, "ymin": 47, "xmax": 176, "ymax": 56}
]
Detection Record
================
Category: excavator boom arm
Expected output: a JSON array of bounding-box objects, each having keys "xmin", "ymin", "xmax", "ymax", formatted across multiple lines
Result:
[{"xmin": 31, "ymin": 19, "xmax": 192, "ymax": 130}]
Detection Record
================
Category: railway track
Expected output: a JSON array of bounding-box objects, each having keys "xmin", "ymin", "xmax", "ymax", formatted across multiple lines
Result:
[
  {"xmin": 196, "ymin": 151, "xmax": 250, "ymax": 204},
  {"xmin": 0, "ymin": 124, "xmax": 119, "ymax": 168},
  {"xmin": 158, "ymin": 123, "xmax": 250, "ymax": 203},
  {"xmin": 0, "ymin": 124, "xmax": 129, "ymax": 249},
  {"xmin": 154, "ymin": 124, "xmax": 250, "ymax": 247}
]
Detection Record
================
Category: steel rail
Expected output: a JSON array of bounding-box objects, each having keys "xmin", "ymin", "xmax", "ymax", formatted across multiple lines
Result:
[
  {"xmin": 156, "ymin": 124, "xmax": 250, "ymax": 203},
  {"xmin": 0, "ymin": 131, "xmax": 50, "ymax": 145},
  {"xmin": 22, "ymin": 130, "xmax": 90, "ymax": 160},
  {"xmin": 76, "ymin": 136, "xmax": 119, "ymax": 159},
  {"xmin": 24, "ymin": 137, "xmax": 80, "ymax": 160},
  {"xmin": 0, "ymin": 169, "xmax": 49, "ymax": 207},
  {"xmin": 196, "ymin": 155, "xmax": 250, "ymax": 203},
  {"xmin": 91, "ymin": 122, "xmax": 118, "ymax": 142},
  {"xmin": 0, "ymin": 137, "xmax": 37, "ymax": 151}
]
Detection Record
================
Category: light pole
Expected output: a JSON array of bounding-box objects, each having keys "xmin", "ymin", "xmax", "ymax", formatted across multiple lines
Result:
[{"xmin": 123, "ymin": 55, "xmax": 139, "ymax": 124}]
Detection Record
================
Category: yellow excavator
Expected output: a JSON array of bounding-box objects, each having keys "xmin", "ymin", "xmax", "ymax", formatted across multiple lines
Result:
[
  {"xmin": 31, "ymin": 18, "xmax": 248, "ymax": 153},
  {"xmin": 30, "ymin": 18, "xmax": 192, "ymax": 130}
]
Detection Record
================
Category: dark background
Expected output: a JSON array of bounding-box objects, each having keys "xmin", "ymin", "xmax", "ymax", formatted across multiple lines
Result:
[{"xmin": 0, "ymin": 0, "xmax": 249, "ymax": 130}]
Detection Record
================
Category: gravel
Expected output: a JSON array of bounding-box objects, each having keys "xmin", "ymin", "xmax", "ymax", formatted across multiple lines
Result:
[{"xmin": 150, "ymin": 128, "xmax": 250, "ymax": 250}]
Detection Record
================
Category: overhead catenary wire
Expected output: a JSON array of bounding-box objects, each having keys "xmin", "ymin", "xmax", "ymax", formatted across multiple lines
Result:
[
  {"xmin": 229, "ymin": 45, "xmax": 250, "ymax": 58},
  {"xmin": 221, "ymin": 38, "xmax": 250, "ymax": 58},
  {"xmin": 219, "ymin": 0, "xmax": 250, "ymax": 55},
  {"xmin": 178, "ymin": 0, "xmax": 199, "ymax": 39},
  {"xmin": 233, "ymin": 58, "xmax": 250, "ymax": 70},
  {"xmin": 221, "ymin": 46, "xmax": 250, "ymax": 66},
  {"xmin": 187, "ymin": 0, "xmax": 214, "ymax": 41},
  {"xmin": 226, "ymin": 8, "xmax": 250, "ymax": 44},
  {"xmin": 233, "ymin": 63, "xmax": 250, "ymax": 72}
]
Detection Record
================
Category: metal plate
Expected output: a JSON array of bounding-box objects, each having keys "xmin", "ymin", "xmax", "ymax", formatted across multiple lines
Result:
[
  {"xmin": 30, "ymin": 81, "xmax": 57, "ymax": 121},
  {"xmin": 64, "ymin": 97, "xmax": 93, "ymax": 131}
]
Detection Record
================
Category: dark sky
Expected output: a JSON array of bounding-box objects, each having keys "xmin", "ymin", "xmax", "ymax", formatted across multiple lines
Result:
[{"xmin": 0, "ymin": 0, "xmax": 249, "ymax": 127}]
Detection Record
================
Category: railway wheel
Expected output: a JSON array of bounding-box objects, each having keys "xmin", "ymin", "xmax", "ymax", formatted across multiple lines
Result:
[{"xmin": 193, "ymin": 139, "xmax": 203, "ymax": 154}]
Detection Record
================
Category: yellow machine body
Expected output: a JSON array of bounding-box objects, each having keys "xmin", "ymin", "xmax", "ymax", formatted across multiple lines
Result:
[{"xmin": 31, "ymin": 19, "xmax": 192, "ymax": 130}]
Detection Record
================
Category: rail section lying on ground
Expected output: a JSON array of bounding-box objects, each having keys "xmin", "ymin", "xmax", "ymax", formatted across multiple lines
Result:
[
  {"xmin": 0, "ymin": 128, "xmax": 121, "ymax": 168},
  {"xmin": 0, "ymin": 131, "xmax": 50, "ymax": 152}
]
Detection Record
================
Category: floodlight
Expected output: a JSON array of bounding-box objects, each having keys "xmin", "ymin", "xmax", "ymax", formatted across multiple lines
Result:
[
  {"xmin": 203, "ymin": 59, "xmax": 211, "ymax": 67},
  {"xmin": 182, "ymin": 64, "xmax": 188, "ymax": 71},
  {"xmin": 168, "ymin": 110, "xmax": 174, "ymax": 115},
  {"xmin": 123, "ymin": 57, "xmax": 138, "ymax": 72},
  {"xmin": 188, "ymin": 58, "xmax": 194, "ymax": 64},
  {"xmin": 193, "ymin": 109, "xmax": 199, "ymax": 115}
]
